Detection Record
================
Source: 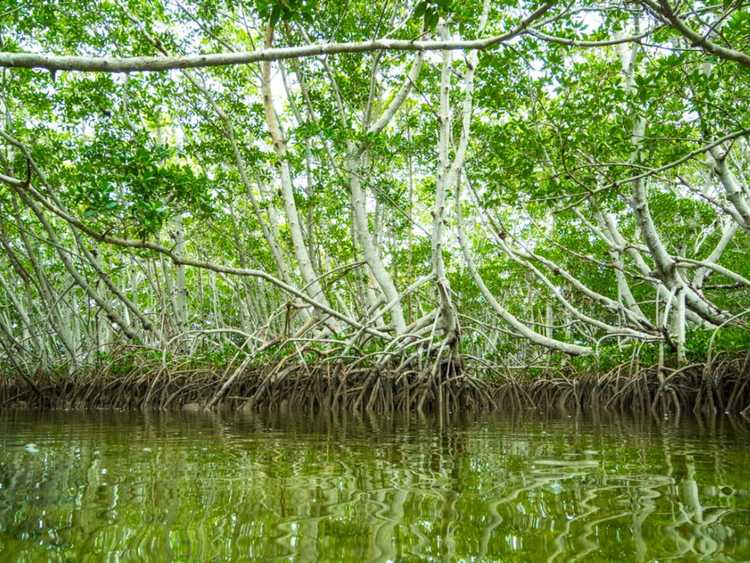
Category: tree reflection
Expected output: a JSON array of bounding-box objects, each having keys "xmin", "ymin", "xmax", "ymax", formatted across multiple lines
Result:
[{"xmin": 1, "ymin": 411, "xmax": 749, "ymax": 561}]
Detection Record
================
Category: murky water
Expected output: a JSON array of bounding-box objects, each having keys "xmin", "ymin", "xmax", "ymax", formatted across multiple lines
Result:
[{"xmin": 1, "ymin": 411, "xmax": 750, "ymax": 562}]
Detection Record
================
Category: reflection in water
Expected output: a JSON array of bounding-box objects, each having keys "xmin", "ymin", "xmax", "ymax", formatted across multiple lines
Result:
[{"xmin": 1, "ymin": 411, "xmax": 750, "ymax": 561}]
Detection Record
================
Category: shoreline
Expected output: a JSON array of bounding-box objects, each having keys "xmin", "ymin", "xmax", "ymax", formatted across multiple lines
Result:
[{"xmin": 3, "ymin": 353, "xmax": 749, "ymax": 417}]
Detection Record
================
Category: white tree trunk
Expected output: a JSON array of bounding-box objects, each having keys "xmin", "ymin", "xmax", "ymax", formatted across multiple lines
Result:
[{"xmin": 261, "ymin": 25, "xmax": 333, "ymax": 320}]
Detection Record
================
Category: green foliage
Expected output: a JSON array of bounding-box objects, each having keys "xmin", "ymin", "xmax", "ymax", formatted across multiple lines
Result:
[
  {"xmin": 1, "ymin": 0, "xmax": 749, "ymax": 382},
  {"xmin": 254, "ymin": 0, "xmax": 317, "ymax": 24}
]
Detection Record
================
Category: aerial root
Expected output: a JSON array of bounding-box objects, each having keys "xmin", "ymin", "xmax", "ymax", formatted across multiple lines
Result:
[{"xmin": 1, "ymin": 349, "xmax": 748, "ymax": 416}]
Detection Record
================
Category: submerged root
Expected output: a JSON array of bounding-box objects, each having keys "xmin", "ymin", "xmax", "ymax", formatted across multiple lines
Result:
[
  {"xmin": 0, "ymin": 350, "xmax": 492, "ymax": 414},
  {"xmin": 515, "ymin": 352, "xmax": 750, "ymax": 418},
  {"xmin": 1, "ymin": 351, "xmax": 748, "ymax": 416}
]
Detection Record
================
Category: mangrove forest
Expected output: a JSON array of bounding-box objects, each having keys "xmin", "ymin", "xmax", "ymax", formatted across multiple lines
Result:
[
  {"xmin": 4, "ymin": 1, "xmax": 750, "ymax": 561},
  {"xmin": 0, "ymin": 0, "xmax": 749, "ymax": 415}
]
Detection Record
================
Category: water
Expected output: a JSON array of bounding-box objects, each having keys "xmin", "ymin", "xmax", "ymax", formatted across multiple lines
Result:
[{"xmin": 1, "ymin": 411, "xmax": 750, "ymax": 562}]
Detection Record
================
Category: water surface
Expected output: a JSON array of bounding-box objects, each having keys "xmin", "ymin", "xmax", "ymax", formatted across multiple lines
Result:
[{"xmin": 1, "ymin": 410, "xmax": 750, "ymax": 561}]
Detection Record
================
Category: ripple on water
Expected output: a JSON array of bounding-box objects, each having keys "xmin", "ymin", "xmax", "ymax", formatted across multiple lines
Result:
[{"xmin": 1, "ymin": 411, "xmax": 750, "ymax": 561}]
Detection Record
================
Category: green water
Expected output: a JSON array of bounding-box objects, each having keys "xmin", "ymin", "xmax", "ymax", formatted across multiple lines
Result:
[{"xmin": 1, "ymin": 412, "xmax": 750, "ymax": 562}]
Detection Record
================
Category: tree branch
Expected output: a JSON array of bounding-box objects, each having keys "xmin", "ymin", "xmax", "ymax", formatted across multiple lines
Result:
[{"xmin": 0, "ymin": 3, "xmax": 553, "ymax": 73}]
